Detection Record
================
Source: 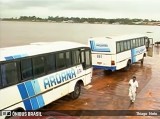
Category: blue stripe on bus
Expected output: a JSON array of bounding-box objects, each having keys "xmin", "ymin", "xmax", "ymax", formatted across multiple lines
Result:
[
  {"xmin": 93, "ymin": 65, "xmax": 116, "ymax": 71},
  {"xmin": 13, "ymin": 55, "xmax": 21, "ymax": 59},
  {"xmin": 25, "ymin": 81, "xmax": 35, "ymax": 97},
  {"xmin": 37, "ymin": 95, "xmax": 45, "ymax": 108},
  {"xmin": 90, "ymin": 40, "xmax": 95, "ymax": 51},
  {"xmin": 131, "ymin": 49, "xmax": 136, "ymax": 63},
  {"xmin": 90, "ymin": 41, "xmax": 93, "ymax": 50},
  {"xmin": 21, "ymin": 54, "xmax": 27, "ymax": 57},
  {"xmin": 30, "ymin": 97, "xmax": 39, "ymax": 110},
  {"xmin": 90, "ymin": 40, "xmax": 110, "ymax": 52},
  {"xmin": 18, "ymin": 80, "xmax": 45, "ymax": 110},
  {"xmin": 92, "ymin": 41, "xmax": 96, "ymax": 50},
  {"xmin": 5, "ymin": 56, "xmax": 14, "ymax": 60},
  {"xmin": 92, "ymin": 48, "xmax": 110, "ymax": 52},
  {"xmin": 17, "ymin": 83, "xmax": 29, "ymax": 100},
  {"xmin": 31, "ymin": 80, "xmax": 41, "ymax": 95},
  {"xmin": 4, "ymin": 54, "xmax": 28, "ymax": 61},
  {"xmin": 23, "ymin": 99, "xmax": 32, "ymax": 110}
]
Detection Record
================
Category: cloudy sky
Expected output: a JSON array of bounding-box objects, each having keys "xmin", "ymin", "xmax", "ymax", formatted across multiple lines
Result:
[{"xmin": 0, "ymin": 0, "xmax": 160, "ymax": 20}]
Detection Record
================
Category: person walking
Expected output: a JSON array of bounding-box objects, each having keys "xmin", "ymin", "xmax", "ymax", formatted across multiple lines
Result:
[{"xmin": 129, "ymin": 76, "xmax": 138, "ymax": 103}]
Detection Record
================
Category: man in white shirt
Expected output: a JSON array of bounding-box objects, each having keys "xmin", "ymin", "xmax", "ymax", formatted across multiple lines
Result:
[{"xmin": 129, "ymin": 76, "xmax": 138, "ymax": 103}]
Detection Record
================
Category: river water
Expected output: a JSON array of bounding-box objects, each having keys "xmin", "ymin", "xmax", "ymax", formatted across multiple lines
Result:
[
  {"xmin": 0, "ymin": 21, "xmax": 160, "ymax": 48},
  {"xmin": 0, "ymin": 21, "xmax": 160, "ymax": 119}
]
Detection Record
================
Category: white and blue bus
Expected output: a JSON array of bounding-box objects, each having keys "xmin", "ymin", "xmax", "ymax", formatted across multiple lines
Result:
[
  {"xmin": 89, "ymin": 34, "xmax": 149, "ymax": 71},
  {"xmin": 0, "ymin": 41, "xmax": 92, "ymax": 118}
]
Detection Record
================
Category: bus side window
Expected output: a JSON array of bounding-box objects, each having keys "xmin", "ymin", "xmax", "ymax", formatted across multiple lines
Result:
[
  {"xmin": 141, "ymin": 38, "xmax": 144, "ymax": 45},
  {"xmin": 81, "ymin": 51, "xmax": 85, "ymax": 68},
  {"xmin": 21, "ymin": 58, "xmax": 33, "ymax": 80},
  {"xmin": 116, "ymin": 42, "xmax": 121, "ymax": 53},
  {"xmin": 45, "ymin": 54, "xmax": 56, "ymax": 73},
  {"xmin": 127, "ymin": 40, "xmax": 131, "ymax": 50},
  {"xmin": 76, "ymin": 50, "xmax": 80, "ymax": 64},
  {"xmin": 1, "ymin": 62, "xmax": 19, "ymax": 87},
  {"xmin": 124, "ymin": 41, "xmax": 127, "ymax": 51},
  {"xmin": 137, "ymin": 38, "xmax": 140, "ymax": 47},
  {"xmin": 135, "ymin": 39, "xmax": 138, "ymax": 47},
  {"xmin": 120, "ymin": 41, "xmax": 124, "ymax": 52},
  {"xmin": 66, "ymin": 51, "xmax": 72, "ymax": 68},
  {"xmin": 138, "ymin": 38, "xmax": 141, "ymax": 46},
  {"xmin": 33, "ymin": 56, "xmax": 45, "ymax": 77},
  {"xmin": 85, "ymin": 50, "xmax": 92, "ymax": 69},
  {"xmin": 145, "ymin": 37, "xmax": 150, "ymax": 48},
  {"xmin": 56, "ymin": 52, "xmax": 66, "ymax": 70},
  {"xmin": 72, "ymin": 50, "xmax": 80, "ymax": 65},
  {"xmin": 132, "ymin": 39, "xmax": 136, "ymax": 48}
]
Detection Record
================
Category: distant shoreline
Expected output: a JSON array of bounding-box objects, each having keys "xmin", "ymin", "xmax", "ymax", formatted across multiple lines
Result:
[
  {"xmin": 1, "ymin": 16, "xmax": 160, "ymax": 26},
  {"xmin": 1, "ymin": 20, "xmax": 160, "ymax": 26}
]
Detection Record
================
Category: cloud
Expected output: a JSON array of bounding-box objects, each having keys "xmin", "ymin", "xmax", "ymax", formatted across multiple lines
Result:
[
  {"xmin": 0, "ymin": 0, "xmax": 109, "ymax": 10},
  {"xmin": 0, "ymin": 0, "xmax": 59, "ymax": 9},
  {"xmin": 0, "ymin": 0, "xmax": 160, "ymax": 20}
]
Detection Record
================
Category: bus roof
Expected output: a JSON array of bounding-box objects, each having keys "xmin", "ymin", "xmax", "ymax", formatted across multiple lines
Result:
[
  {"xmin": 0, "ymin": 41, "xmax": 86, "ymax": 62},
  {"xmin": 89, "ymin": 34, "xmax": 147, "ymax": 42}
]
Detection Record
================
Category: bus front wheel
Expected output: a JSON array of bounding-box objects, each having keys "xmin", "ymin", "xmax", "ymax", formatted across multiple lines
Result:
[
  {"xmin": 70, "ymin": 83, "xmax": 81, "ymax": 100},
  {"xmin": 141, "ymin": 57, "xmax": 144, "ymax": 65},
  {"xmin": 124, "ymin": 60, "xmax": 131, "ymax": 71}
]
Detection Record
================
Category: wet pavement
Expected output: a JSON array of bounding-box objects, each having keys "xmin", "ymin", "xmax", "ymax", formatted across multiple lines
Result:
[{"xmin": 42, "ymin": 46, "xmax": 160, "ymax": 119}]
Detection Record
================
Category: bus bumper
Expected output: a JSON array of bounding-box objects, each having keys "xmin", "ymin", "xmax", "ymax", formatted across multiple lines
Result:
[{"xmin": 93, "ymin": 65, "xmax": 116, "ymax": 71}]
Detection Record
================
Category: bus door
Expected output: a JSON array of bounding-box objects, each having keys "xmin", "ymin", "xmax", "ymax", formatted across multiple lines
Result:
[
  {"xmin": 80, "ymin": 49, "xmax": 85, "ymax": 69},
  {"xmin": 145, "ymin": 38, "xmax": 153, "ymax": 57},
  {"xmin": 80, "ymin": 48, "xmax": 92, "ymax": 84}
]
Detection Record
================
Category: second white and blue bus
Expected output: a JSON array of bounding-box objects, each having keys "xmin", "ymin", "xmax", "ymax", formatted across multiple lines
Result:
[{"xmin": 88, "ymin": 34, "xmax": 149, "ymax": 71}]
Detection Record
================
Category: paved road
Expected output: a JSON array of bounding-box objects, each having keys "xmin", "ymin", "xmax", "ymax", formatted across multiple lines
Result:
[{"xmin": 42, "ymin": 46, "xmax": 160, "ymax": 119}]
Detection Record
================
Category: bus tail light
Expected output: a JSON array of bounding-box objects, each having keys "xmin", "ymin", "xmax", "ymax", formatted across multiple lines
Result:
[
  {"xmin": 111, "ymin": 60, "xmax": 115, "ymax": 65},
  {"xmin": 97, "ymin": 62, "xmax": 102, "ymax": 64}
]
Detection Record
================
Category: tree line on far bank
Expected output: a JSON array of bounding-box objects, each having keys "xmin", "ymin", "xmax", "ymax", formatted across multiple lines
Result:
[{"xmin": 1, "ymin": 16, "xmax": 160, "ymax": 25}]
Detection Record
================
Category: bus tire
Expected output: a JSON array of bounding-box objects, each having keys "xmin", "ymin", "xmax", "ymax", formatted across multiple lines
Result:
[
  {"xmin": 141, "ymin": 57, "xmax": 144, "ymax": 65},
  {"xmin": 70, "ymin": 82, "xmax": 81, "ymax": 100},
  {"xmin": 124, "ymin": 60, "xmax": 131, "ymax": 71}
]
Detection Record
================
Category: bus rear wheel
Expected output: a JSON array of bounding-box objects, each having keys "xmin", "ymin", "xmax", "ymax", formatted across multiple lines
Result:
[{"xmin": 70, "ymin": 83, "xmax": 81, "ymax": 100}]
